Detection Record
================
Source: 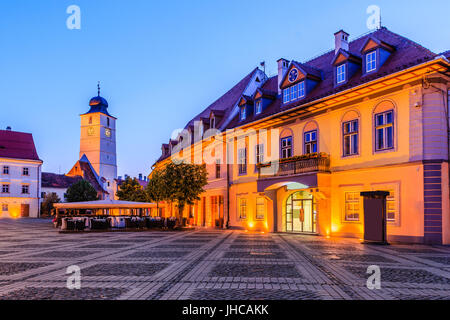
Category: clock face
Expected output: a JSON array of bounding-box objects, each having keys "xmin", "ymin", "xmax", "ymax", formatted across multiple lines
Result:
[
  {"xmin": 87, "ymin": 127, "xmax": 94, "ymax": 136},
  {"xmin": 105, "ymin": 128, "xmax": 111, "ymax": 137},
  {"xmin": 288, "ymin": 69, "xmax": 298, "ymax": 83}
]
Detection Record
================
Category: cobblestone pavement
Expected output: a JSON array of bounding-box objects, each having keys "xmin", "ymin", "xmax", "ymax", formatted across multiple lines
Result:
[{"xmin": 0, "ymin": 218, "xmax": 449, "ymax": 300}]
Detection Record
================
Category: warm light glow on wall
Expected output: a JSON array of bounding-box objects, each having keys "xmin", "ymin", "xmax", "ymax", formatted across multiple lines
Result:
[{"xmin": 331, "ymin": 224, "xmax": 339, "ymax": 233}]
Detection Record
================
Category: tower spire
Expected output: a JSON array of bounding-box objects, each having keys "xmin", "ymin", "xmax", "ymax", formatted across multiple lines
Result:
[{"xmin": 97, "ymin": 81, "xmax": 101, "ymax": 96}]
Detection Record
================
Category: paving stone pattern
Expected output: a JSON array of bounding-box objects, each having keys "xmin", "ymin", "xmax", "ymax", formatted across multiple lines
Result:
[{"xmin": 0, "ymin": 218, "xmax": 448, "ymax": 300}]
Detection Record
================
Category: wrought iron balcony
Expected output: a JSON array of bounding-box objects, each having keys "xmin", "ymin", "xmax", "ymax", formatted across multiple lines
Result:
[{"xmin": 257, "ymin": 153, "xmax": 330, "ymax": 178}]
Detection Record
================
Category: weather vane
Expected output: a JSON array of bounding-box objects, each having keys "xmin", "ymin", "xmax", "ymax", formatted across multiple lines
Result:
[{"xmin": 97, "ymin": 81, "xmax": 101, "ymax": 96}]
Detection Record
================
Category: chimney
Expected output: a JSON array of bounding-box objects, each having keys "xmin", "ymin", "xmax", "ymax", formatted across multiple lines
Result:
[
  {"xmin": 277, "ymin": 58, "xmax": 289, "ymax": 95},
  {"xmin": 139, "ymin": 173, "xmax": 143, "ymax": 181},
  {"xmin": 6, "ymin": 126, "xmax": 11, "ymax": 131},
  {"xmin": 334, "ymin": 30, "xmax": 349, "ymax": 54}
]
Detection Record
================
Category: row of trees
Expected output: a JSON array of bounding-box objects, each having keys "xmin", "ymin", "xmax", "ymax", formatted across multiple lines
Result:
[
  {"xmin": 41, "ymin": 180, "xmax": 98, "ymax": 215},
  {"xmin": 41, "ymin": 163, "xmax": 208, "ymax": 223},
  {"xmin": 117, "ymin": 162, "xmax": 208, "ymax": 223}
]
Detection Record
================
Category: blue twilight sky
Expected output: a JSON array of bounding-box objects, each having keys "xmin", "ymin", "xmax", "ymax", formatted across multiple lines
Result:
[{"xmin": 0, "ymin": 0, "xmax": 449, "ymax": 177}]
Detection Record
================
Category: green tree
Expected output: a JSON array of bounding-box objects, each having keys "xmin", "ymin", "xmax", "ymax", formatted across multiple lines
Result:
[
  {"xmin": 163, "ymin": 162, "xmax": 208, "ymax": 226},
  {"xmin": 41, "ymin": 192, "xmax": 61, "ymax": 216},
  {"xmin": 116, "ymin": 177, "xmax": 148, "ymax": 202},
  {"xmin": 145, "ymin": 169, "xmax": 166, "ymax": 215},
  {"xmin": 66, "ymin": 180, "xmax": 98, "ymax": 203}
]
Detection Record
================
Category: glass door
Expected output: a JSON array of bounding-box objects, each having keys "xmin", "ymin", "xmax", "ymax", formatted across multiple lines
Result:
[{"xmin": 285, "ymin": 191, "xmax": 316, "ymax": 233}]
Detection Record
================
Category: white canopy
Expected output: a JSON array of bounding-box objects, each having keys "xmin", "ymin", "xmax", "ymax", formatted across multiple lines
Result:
[{"xmin": 54, "ymin": 199, "xmax": 157, "ymax": 210}]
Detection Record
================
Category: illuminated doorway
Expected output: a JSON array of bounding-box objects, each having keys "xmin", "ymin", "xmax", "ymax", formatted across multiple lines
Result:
[{"xmin": 286, "ymin": 191, "xmax": 316, "ymax": 233}]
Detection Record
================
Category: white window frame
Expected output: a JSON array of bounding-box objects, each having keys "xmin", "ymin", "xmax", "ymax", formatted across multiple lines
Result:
[
  {"xmin": 337, "ymin": 64, "xmax": 346, "ymax": 84},
  {"xmin": 255, "ymin": 100, "xmax": 262, "ymax": 114},
  {"xmin": 281, "ymin": 137, "xmax": 293, "ymax": 159},
  {"xmin": 283, "ymin": 88, "xmax": 290, "ymax": 103},
  {"xmin": 366, "ymin": 51, "xmax": 377, "ymax": 73},
  {"xmin": 343, "ymin": 119, "xmax": 359, "ymax": 156},
  {"xmin": 374, "ymin": 110, "xmax": 394, "ymax": 151},
  {"xmin": 344, "ymin": 192, "xmax": 360, "ymax": 221},
  {"xmin": 238, "ymin": 148, "xmax": 247, "ymax": 175},
  {"xmin": 2, "ymin": 184, "xmax": 10, "ymax": 194},
  {"xmin": 298, "ymin": 81, "xmax": 305, "ymax": 98},
  {"xmin": 240, "ymin": 107, "xmax": 246, "ymax": 121},
  {"xmin": 255, "ymin": 144, "xmax": 264, "ymax": 164},
  {"xmin": 239, "ymin": 198, "xmax": 247, "ymax": 220},
  {"xmin": 304, "ymin": 130, "xmax": 318, "ymax": 154},
  {"xmin": 22, "ymin": 185, "xmax": 29, "ymax": 195},
  {"xmin": 22, "ymin": 167, "xmax": 29, "ymax": 176},
  {"xmin": 3, "ymin": 166, "xmax": 9, "ymax": 175},
  {"xmin": 256, "ymin": 197, "xmax": 265, "ymax": 220}
]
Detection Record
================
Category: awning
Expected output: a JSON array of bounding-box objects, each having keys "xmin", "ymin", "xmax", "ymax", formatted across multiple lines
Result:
[{"xmin": 54, "ymin": 199, "xmax": 157, "ymax": 210}]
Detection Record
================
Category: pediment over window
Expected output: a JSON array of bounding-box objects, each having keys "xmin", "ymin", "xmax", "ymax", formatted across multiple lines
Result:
[
  {"xmin": 280, "ymin": 61, "xmax": 321, "ymax": 89},
  {"xmin": 360, "ymin": 37, "xmax": 395, "ymax": 54},
  {"xmin": 254, "ymin": 88, "xmax": 277, "ymax": 100},
  {"xmin": 331, "ymin": 49, "xmax": 362, "ymax": 66},
  {"xmin": 238, "ymin": 95, "xmax": 254, "ymax": 107}
]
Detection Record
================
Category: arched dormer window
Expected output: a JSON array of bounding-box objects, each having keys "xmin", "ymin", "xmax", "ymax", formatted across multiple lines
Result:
[{"xmin": 210, "ymin": 116, "xmax": 215, "ymax": 129}]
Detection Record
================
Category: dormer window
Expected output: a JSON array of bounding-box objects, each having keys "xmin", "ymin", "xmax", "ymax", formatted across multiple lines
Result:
[
  {"xmin": 210, "ymin": 116, "xmax": 215, "ymax": 129},
  {"xmin": 240, "ymin": 107, "xmax": 246, "ymax": 121},
  {"xmin": 366, "ymin": 51, "xmax": 377, "ymax": 72},
  {"xmin": 255, "ymin": 100, "xmax": 262, "ymax": 115},
  {"xmin": 283, "ymin": 81, "xmax": 305, "ymax": 104},
  {"xmin": 336, "ymin": 64, "xmax": 346, "ymax": 84}
]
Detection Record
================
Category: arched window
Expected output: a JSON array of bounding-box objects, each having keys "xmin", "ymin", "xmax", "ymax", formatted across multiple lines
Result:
[
  {"xmin": 341, "ymin": 110, "xmax": 360, "ymax": 156},
  {"xmin": 303, "ymin": 121, "xmax": 318, "ymax": 154},
  {"xmin": 280, "ymin": 128, "xmax": 293, "ymax": 159},
  {"xmin": 373, "ymin": 101, "xmax": 395, "ymax": 152},
  {"xmin": 89, "ymin": 117, "xmax": 92, "ymax": 124}
]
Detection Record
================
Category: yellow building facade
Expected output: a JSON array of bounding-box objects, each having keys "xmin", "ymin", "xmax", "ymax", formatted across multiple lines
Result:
[{"xmin": 154, "ymin": 28, "xmax": 450, "ymax": 244}]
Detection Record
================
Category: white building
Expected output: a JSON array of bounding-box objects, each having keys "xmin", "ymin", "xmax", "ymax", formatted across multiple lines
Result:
[{"xmin": 0, "ymin": 127, "xmax": 42, "ymax": 218}]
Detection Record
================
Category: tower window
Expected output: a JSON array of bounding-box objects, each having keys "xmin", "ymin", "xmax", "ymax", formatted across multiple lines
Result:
[
  {"xmin": 89, "ymin": 117, "xmax": 92, "ymax": 124},
  {"xmin": 107, "ymin": 118, "xmax": 110, "ymax": 127}
]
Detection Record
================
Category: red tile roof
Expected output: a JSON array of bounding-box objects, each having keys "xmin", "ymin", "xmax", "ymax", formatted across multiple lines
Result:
[
  {"xmin": 0, "ymin": 129, "xmax": 40, "ymax": 161},
  {"xmin": 41, "ymin": 172, "xmax": 82, "ymax": 188},
  {"xmin": 226, "ymin": 27, "xmax": 440, "ymax": 128}
]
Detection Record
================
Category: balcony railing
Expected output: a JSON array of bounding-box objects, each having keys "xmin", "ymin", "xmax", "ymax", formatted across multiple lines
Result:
[{"xmin": 257, "ymin": 154, "xmax": 330, "ymax": 178}]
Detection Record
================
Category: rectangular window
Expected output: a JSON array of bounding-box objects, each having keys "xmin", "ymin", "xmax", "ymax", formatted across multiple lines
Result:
[
  {"xmin": 240, "ymin": 107, "xmax": 246, "ymax": 121},
  {"xmin": 2, "ymin": 204, "xmax": 7, "ymax": 212},
  {"xmin": 343, "ymin": 120, "xmax": 359, "ymax": 156},
  {"xmin": 23, "ymin": 167, "xmax": 29, "ymax": 176},
  {"xmin": 238, "ymin": 148, "xmax": 247, "ymax": 175},
  {"xmin": 255, "ymin": 144, "xmax": 264, "ymax": 164},
  {"xmin": 255, "ymin": 100, "xmax": 262, "ymax": 114},
  {"xmin": 345, "ymin": 192, "xmax": 360, "ymax": 221},
  {"xmin": 283, "ymin": 88, "xmax": 290, "ymax": 103},
  {"xmin": 290, "ymin": 84, "xmax": 298, "ymax": 101},
  {"xmin": 375, "ymin": 110, "xmax": 394, "ymax": 151},
  {"xmin": 3, "ymin": 166, "xmax": 9, "ymax": 175},
  {"xmin": 22, "ymin": 185, "xmax": 29, "ymax": 194},
  {"xmin": 304, "ymin": 130, "xmax": 318, "ymax": 154},
  {"xmin": 298, "ymin": 81, "xmax": 305, "ymax": 98},
  {"xmin": 281, "ymin": 137, "xmax": 292, "ymax": 159},
  {"xmin": 386, "ymin": 190, "xmax": 396, "ymax": 222},
  {"xmin": 239, "ymin": 198, "xmax": 247, "ymax": 219},
  {"xmin": 2, "ymin": 184, "xmax": 9, "ymax": 194},
  {"xmin": 337, "ymin": 64, "xmax": 346, "ymax": 83},
  {"xmin": 256, "ymin": 197, "xmax": 265, "ymax": 220},
  {"xmin": 366, "ymin": 51, "xmax": 377, "ymax": 72},
  {"xmin": 107, "ymin": 117, "xmax": 110, "ymax": 127},
  {"xmin": 215, "ymin": 159, "xmax": 221, "ymax": 179}
]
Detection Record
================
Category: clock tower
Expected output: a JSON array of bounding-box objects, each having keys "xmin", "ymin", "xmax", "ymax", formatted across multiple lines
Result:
[{"xmin": 79, "ymin": 84, "xmax": 117, "ymax": 198}]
